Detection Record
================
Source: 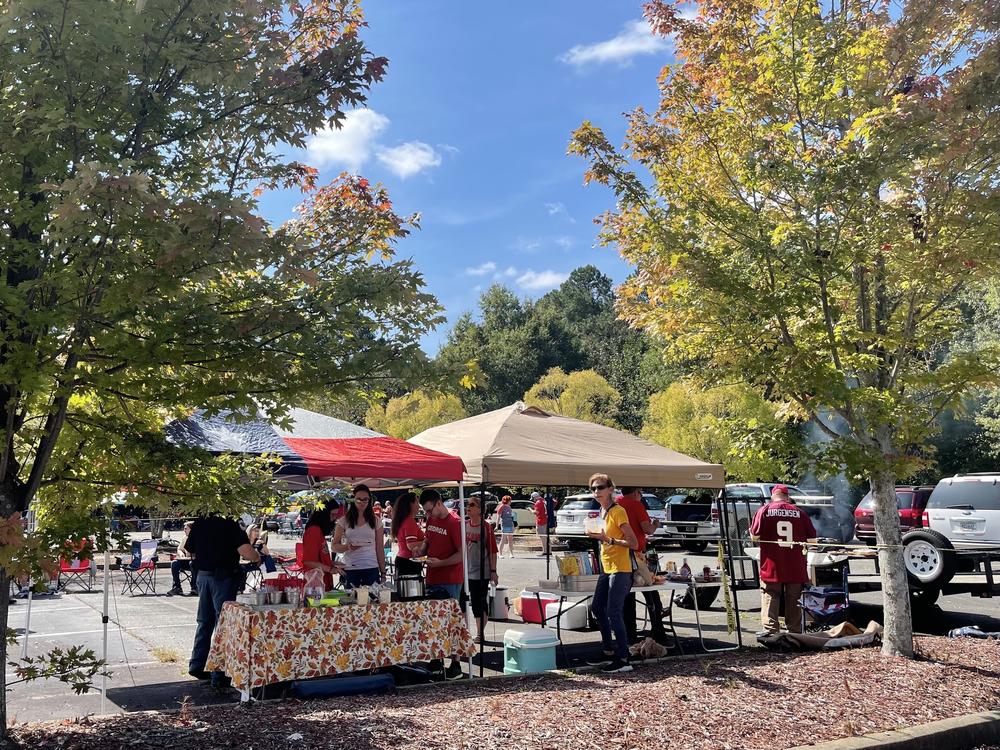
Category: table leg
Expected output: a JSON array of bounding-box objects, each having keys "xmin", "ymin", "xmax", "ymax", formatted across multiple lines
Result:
[
  {"xmin": 240, "ymin": 687, "xmax": 250, "ymax": 703},
  {"xmin": 663, "ymin": 592, "xmax": 683, "ymax": 655},
  {"xmin": 690, "ymin": 584, "xmax": 739, "ymax": 653}
]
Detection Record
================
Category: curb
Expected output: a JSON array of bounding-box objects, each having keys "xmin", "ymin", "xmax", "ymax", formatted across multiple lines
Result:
[{"xmin": 787, "ymin": 710, "xmax": 1000, "ymax": 750}]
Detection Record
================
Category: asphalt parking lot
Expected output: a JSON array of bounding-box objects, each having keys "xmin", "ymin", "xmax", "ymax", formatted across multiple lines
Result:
[{"xmin": 5, "ymin": 531, "xmax": 999, "ymax": 724}]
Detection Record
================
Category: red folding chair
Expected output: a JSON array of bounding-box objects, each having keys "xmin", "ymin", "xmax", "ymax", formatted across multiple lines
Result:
[
  {"xmin": 279, "ymin": 542, "xmax": 305, "ymax": 578},
  {"xmin": 57, "ymin": 539, "xmax": 95, "ymax": 592}
]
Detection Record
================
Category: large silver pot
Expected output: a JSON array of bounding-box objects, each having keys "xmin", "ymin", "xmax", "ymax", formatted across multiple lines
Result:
[{"xmin": 397, "ymin": 575, "xmax": 425, "ymax": 600}]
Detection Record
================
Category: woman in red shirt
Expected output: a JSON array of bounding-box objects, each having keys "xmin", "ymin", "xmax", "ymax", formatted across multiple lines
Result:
[
  {"xmin": 302, "ymin": 507, "xmax": 341, "ymax": 590},
  {"xmin": 390, "ymin": 492, "xmax": 425, "ymax": 577}
]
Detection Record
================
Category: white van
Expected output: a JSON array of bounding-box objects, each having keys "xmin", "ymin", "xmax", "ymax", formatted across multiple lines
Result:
[{"xmin": 923, "ymin": 474, "xmax": 1000, "ymax": 550}]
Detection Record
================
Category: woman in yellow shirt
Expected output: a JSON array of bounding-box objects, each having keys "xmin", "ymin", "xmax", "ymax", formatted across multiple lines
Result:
[{"xmin": 585, "ymin": 472, "xmax": 638, "ymax": 673}]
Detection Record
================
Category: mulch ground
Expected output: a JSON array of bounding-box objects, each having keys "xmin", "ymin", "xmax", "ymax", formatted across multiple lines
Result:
[{"xmin": 10, "ymin": 637, "xmax": 1000, "ymax": 750}]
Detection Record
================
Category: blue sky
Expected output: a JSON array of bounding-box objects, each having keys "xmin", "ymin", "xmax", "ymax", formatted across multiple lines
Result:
[{"xmin": 257, "ymin": 2, "xmax": 676, "ymax": 353}]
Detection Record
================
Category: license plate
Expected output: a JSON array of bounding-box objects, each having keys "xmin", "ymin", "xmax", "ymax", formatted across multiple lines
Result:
[
  {"xmin": 681, "ymin": 525, "xmax": 695, "ymax": 533},
  {"xmin": 958, "ymin": 521, "xmax": 978, "ymax": 532}
]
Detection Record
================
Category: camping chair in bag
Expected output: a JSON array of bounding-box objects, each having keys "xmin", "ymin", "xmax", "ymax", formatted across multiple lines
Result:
[
  {"xmin": 57, "ymin": 538, "xmax": 96, "ymax": 592},
  {"xmin": 799, "ymin": 565, "xmax": 850, "ymax": 632},
  {"xmin": 120, "ymin": 539, "xmax": 158, "ymax": 596}
]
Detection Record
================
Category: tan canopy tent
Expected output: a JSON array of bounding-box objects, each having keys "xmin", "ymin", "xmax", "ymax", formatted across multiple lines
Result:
[{"xmin": 408, "ymin": 402, "xmax": 725, "ymax": 489}]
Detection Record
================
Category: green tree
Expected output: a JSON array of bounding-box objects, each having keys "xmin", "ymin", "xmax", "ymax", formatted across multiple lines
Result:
[
  {"xmin": 0, "ymin": 0, "xmax": 441, "ymax": 730},
  {"xmin": 571, "ymin": 0, "xmax": 1000, "ymax": 657},
  {"xmin": 365, "ymin": 390, "xmax": 468, "ymax": 439},
  {"xmin": 642, "ymin": 382, "xmax": 799, "ymax": 482},
  {"xmin": 523, "ymin": 367, "xmax": 622, "ymax": 427}
]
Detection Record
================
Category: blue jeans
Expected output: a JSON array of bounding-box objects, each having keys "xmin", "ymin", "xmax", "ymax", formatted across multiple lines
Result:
[
  {"xmin": 343, "ymin": 567, "xmax": 381, "ymax": 589},
  {"xmin": 261, "ymin": 554, "xmax": 277, "ymax": 574},
  {"xmin": 590, "ymin": 572, "xmax": 633, "ymax": 661},
  {"xmin": 189, "ymin": 571, "xmax": 238, "ymax": 683},
  {"xmin": 427, "ymin": 583, "xmax": 462, "ymax": 600}
]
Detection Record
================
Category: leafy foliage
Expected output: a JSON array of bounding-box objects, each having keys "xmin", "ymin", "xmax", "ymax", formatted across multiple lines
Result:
[
  {"xmin": 523, "ymin": 367, "xmax": 622, "ymax": 427},
  {"xmin": 642, "ymin": 382, "xmax": 800, "ymax": 481},
  {"xmin": 365, "ymin": 390, "xmax": 468, "ymax": 439}
]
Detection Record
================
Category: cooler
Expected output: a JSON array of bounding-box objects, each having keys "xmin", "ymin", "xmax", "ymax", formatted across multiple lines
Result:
[
  {"xmin": 545, "ymin": 601, "xmax": 588, "ymax": 630},
  {"xmin": 519, "ymin": 591, "xmax": 559, "ymax": 624},
  {"xmin": 503, "ymin": 628, "xmax": 559, "ymax": 674}
]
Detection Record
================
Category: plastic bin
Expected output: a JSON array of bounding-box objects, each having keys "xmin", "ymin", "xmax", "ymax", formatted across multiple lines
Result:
[
  {"xmin": 545, "ymin": 600, "xmax": 588, "ymax": 630},
  {"xmin": 503, "ymin": 628, "xmax": 559, "ymax": 674},
  {"xmin": 519, "ymin": 592, "xmax": 558, "ymax": 624}
]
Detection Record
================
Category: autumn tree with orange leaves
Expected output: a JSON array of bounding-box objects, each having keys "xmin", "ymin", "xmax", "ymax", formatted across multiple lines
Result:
[{"xmin": 572, "ymin": 0, "xmax": 1000, "ymax": 657}]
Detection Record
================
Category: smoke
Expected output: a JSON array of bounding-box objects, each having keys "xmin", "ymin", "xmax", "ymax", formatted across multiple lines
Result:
[{"xmin": 797, "ymin": 412, "xmax": 862, "ymax": 543}]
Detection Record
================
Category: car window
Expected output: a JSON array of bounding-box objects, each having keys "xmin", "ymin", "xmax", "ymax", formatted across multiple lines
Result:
[
  {"xmin": 641, "ymin": 495, "xmax": 665, "ymax": 510},
  {"xmin": 562, "ymin": 499, "xmax": 599, "ymax": 511},
  {"xmin": 726, "ymin": 486, "xmax": 764, "ymax": 499},
  {"xmin": 928, "ymin": 480, "xmax": 1000, "ymax": 511},
  {"xmin": 857, "ymin": 492, "xmax": 913, "ymax": 511}
]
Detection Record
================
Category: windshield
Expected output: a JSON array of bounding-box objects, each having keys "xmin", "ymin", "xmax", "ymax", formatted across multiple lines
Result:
[
  {"xmin": 858, "ymin": 492, "xmax": 912, "ymax": 511},
  {"xmin": 928, "ymin": 480, "xmax": 1000, "ymax": 511},
  {"xmin": 642, "ymin": 495, "xmax": 665, "ymax": 510},
  {"xmin": 726, "ymin": 486, "xmax": 765, "ymax": 499}
]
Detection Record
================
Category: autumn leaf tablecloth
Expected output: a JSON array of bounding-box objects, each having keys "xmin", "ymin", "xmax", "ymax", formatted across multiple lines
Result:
[{"xmin": 206, "ymin": 599, "xmax": 476, "ymax": 691}]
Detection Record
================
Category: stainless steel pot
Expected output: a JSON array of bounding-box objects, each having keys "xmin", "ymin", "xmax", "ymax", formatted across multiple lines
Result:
[{"xmin": 397, "ymin": 575, "xmax": 425, "ymax": 600}]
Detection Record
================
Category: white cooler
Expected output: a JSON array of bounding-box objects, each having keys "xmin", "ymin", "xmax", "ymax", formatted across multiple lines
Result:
[{"xmin": 545, "ymin": 600, "xmax": 588, "ymax": 630}]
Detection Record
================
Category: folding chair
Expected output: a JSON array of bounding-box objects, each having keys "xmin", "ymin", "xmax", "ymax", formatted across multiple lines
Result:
[
  {"xmin": 799, "ymin": 564, "xmax": 850, "ymax": 632},
  {"xmin": 120, "ymin": 539, "xmax": 158, "ymax": 596},
  {"xmin": 56, "ymin": 539, "xmax": 95, "ymax": 592},
  {"xmin": 279, "ymin": 542, "xmax": 306, "ymax": 578}
]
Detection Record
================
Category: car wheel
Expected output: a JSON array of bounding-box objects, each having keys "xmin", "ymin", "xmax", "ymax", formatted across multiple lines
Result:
[
  {"xmin": 682, "ymin": 541, "xmax": 708, "ymax": 554},
  {"xmin": 902, "ymin": 529, "xmax": 956, "ymax": 586}
]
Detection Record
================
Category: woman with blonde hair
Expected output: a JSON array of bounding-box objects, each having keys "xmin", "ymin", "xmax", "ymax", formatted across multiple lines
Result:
[{"xmin": 496, "ymin": 495, "xmax": 516, "ymax": 558}]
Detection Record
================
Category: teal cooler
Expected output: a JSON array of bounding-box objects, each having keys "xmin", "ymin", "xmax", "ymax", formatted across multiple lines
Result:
[{"xmin": 503, "ymin": 628, "xmax": 559, "ymax": 674}]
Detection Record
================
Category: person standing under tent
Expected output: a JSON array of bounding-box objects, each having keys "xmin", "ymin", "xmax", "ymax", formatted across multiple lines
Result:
[
  {"xmin": 749, "ymin": 484, "xmax": 816, "ymax": 637},
  {"xmin": 585, "ymin": 473, "xmax": 639, "ymax": 674},
  {"xmin": 464, "ymin": 496, "xmax": 499, "ymax": 644},
  {"xmin": 187, "ymin": 515, "xmax": 260, "ymax": 689},
  {"xmin": 420, "ymin": 489, "xmax": 465, "ymax": 680},
  {"xmin": 302, "ymin": 506, "xmax": 342, "ymax": 591},
  {"xmin": 532, "ymin": 491, "xmax": 549, "ymax": 556},
  {"xmin": 332, "ymin": 484, "xmax": 386, "ymax": 589},
  {"xmin": 616, "ymin": 487, "xmax": 666, "ymax": 644},
  {"xmin": 496, "ymin": 496, "xmax": 516, "ymax": 558},
  {"xmin": 391, "ymin": 491, "xmax": 425, "ymax": 577}
]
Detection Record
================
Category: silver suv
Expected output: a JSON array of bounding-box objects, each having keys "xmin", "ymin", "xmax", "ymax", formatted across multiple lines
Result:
[{"xmin": 902, "ymin": 473, "xmax": 1000, "ymax": 587}]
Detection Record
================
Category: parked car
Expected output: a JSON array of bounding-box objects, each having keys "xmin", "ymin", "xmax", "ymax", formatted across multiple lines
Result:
[
  {"xmin": 853, "ymin": 486, "xmax": 934, "ymax": 545},
  {"xmin": 554, "ymin": 492, "xmax": 666, "ymax": 549},
  {"xmin": 657, "ymin": 491, "xmax": 716, "ymax": 552},
  {"xmin": 899, "ymin": 474, "xmax": 1000, "ymax": 588},
  {"xmin": 485, "ymin": 496, "xmax": 536, "ymax": 528},
  {"xmin": 723, "ymin": 483, "xmax": 848, "ymax": 544}
]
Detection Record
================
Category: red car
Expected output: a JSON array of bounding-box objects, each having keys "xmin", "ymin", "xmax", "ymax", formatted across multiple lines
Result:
[{"xmin": 853, "ymin": 486, "xmax": 934, "ymax": 544}]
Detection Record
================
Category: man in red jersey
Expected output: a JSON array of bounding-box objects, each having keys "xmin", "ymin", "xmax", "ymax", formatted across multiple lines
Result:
[{"xmin": 749, "ymin": 484, "xmax": 816, "ymax": 637}]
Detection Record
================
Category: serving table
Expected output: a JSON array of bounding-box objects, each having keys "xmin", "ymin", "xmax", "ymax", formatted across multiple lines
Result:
[{"xmin": 206, "ymin": 598, "xmax": 476, "ymax": 700}]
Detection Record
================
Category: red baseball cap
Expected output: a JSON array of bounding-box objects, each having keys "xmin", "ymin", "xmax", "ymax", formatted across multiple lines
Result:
[{"xmin": 771, "ymin": 484, "xmax": 789, "ymax": 496}]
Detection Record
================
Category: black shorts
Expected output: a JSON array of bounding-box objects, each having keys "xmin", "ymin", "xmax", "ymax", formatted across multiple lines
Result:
[{"xmin": 462, "ymin": 579, "xmax": 490, "ymax": 618}]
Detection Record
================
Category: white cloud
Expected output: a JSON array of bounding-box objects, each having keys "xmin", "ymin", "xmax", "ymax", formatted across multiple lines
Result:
[
  {"xmin": 559, "ymin": 19, "xmax": 670, "ymax": 68},
  {"xmin": 555, "ymin": 236, "xmax": 574, "ymax": 249},
  {"xmin": 545, "ymin": 201, "xmax": 576, "ymax": 224},
  {"xmin": 306, "ymin": 109, "xmax": 389, "ymax": 172},
  {"xmin": 516, "ymin": 269, "xmax": 569, "ymax": 291},
  {"xmin": 501, "ymin": 266, "xmax": 518, "ymax": 277},
  {"xmin": 513, "ymin": 236, "xmax": 542, "ymax": 253},
  {"xmin": 466, "ymin": 261, "xmax": 497, "ymax": 276},
  {"xmin": 376, "ymin": 141, "xmax": 443, "ymax": 179}
]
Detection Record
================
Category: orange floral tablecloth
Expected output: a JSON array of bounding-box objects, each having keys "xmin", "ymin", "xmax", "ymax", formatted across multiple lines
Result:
[{"xmin": 205, "ymin": 599, "xmax": 476, "ymax": 691}]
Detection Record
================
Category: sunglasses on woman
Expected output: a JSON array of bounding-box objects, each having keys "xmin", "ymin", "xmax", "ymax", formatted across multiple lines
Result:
[{"xmin": 590, "ymin": 484, "xmax": 609, "ymax": 491}]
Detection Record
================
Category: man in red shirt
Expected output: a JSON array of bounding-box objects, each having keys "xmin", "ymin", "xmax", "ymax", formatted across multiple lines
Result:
[
  {"xmin": 617, "ymin": 487, "xmax": 664, "ymax": 643},
  {"xmin": 749, "ymin": 484, "xmax": 816, "ymax": 637},
  {"xmin": 531, "ymin": 492, "xmax": 549, "ymax": 555},
  {"xmin": 419, "ymin": 489, "xmax": 465, "ymax": 680}
]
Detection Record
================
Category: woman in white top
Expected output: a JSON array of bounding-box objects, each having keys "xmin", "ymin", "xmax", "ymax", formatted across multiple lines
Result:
[{"xmin": 331, "ymin": 484, "xmax": 385, "ymax": 589}]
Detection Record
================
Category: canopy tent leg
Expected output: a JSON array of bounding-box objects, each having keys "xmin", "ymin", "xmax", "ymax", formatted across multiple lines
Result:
[
  {"xmin": 458, "ymin": 482, "xmax": 473, "ymax": 677},
  {"xmin": 478, "ymin": 482, "xmax": 486, "ymax": 677},
  {"xmin": 545, "ymin": 487, "xmax": 552, "ymax": 581},
  {"xmin": 101, "ymin": 528, "xmax": 111, "ymax": 714},
  {"xmin": 716, "ymin": 488, "xmax": 743, "ymax": 647},
  {"xmin": 20, "ymin": 588, "xmax": 32, "ymax": 660}
]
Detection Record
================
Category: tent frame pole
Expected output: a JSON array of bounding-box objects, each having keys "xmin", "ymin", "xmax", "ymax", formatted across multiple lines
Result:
[
  {"xmin": 715, "ymin": 487, "xmax": 743, "ymax": 647},
  {"xmin": 544, "ymin": 487, "xmax": 552, "ymax": 581},
  {"xmin": 458, "ymin": 482, "xmax": 473, "ymax": 677},
  {"xmin": 478, "ymin": 482, "xmax": 486, "ymax": 677}
]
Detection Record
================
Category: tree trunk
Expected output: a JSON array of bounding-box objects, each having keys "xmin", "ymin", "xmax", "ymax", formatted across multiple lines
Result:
[{"xmin": 871, "ymin": 469, "xmax": 913, "ymax": 657}]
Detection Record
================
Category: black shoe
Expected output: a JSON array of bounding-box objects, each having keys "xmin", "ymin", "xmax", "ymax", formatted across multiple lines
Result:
[
  {"xmin": 444, "ymin": 662, "xmax": 464, "ymax": 681},
  {"xmin": 585, "ymin": 651, "xmax": 614, "ymax": 667},
  {"xmin": 167, "ymin": 586, "xmax": 183, "ymax": 596},
  {"xmin": 601, "ymin": 658, "xmax": 633, "ymax": 674},
  {"xmin": 188, "ymin": 668, "xmax": 211, "ymax": 680},
  {"xmin": 187, "ymin": 589, "xmax": 199, "ymax": 597},
  {"xmin": 211, "ymin": 675, "xmax": 232, "ymax": 690}
]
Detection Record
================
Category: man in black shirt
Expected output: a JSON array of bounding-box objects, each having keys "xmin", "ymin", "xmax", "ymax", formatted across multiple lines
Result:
[{"xmin": 186, "ymin": 515, "xmax": 259, "ymax": 688}]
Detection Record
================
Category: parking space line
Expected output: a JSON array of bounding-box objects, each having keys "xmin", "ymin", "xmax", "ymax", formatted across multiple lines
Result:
[{"xmin": 31, "ymin": 622, "xmax": 194, "ymax": 639}]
